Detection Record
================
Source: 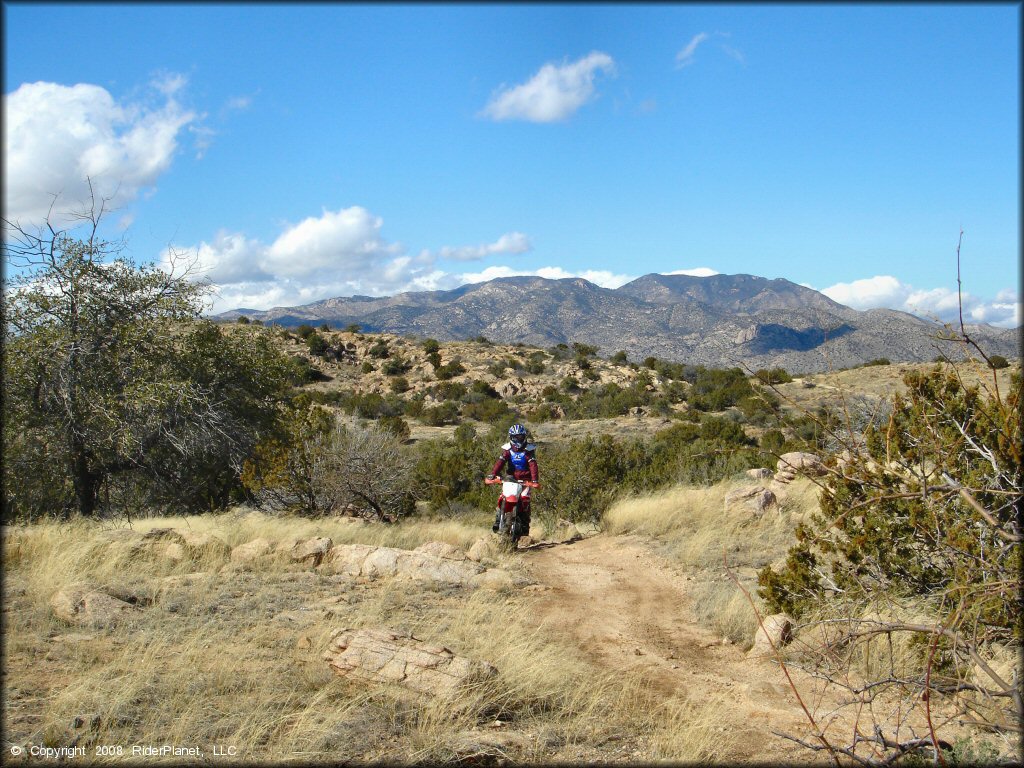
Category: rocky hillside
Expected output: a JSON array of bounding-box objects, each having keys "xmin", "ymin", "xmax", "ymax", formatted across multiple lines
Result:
[{"xmin": 217, "ymin": 273, "xmax": 1019, "ymax": 374}]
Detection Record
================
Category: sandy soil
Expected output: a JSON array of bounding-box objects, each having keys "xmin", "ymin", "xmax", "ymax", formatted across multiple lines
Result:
[{"xmin": 520, "ymin": 533, "xmax": 844, "ymax": 763}]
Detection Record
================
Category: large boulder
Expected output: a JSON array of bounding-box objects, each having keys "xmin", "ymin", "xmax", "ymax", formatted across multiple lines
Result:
[
  {"xmin": 746, "ymin": 468, "xmax": 774, "ymax": 480},
  {"xmin": 290, "ymin": 537, "xmax": 333, "ymax": 566},
  {"xmin": 414, "ymin": 541, "xmax": 467, "ymax": 561},
  {"xmin": 323, "ymin": 628, "xmax": 497, "ymax": 697},
  {"xmin": 748, "ymin": 613, "xmax": 794, "ymax": 659},
  {"xmin": 725, "ymin": 486, "xmax": 777, "ymax": 516},
  {"xmin": 776, "ymin": 452, "xmax": 826, "ymax": 477},
  {"xmin": 50, "ymin": 584, "xmax": 142, "ymax": 627},
  {"xmin": 229, "ymin": 538, "xmax": 274, "ymax": 564},
  {"xmin": 324, "ymin": 544, "xmax": 485, "ymax": 585},
  {"xmin": 467, "ymin": 538, "xmax": 497, "ymax": 563}
]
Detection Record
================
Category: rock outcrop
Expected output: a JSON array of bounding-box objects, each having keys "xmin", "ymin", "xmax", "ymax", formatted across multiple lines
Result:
[
  {"xmin": 748, "ymin": 613, "xmax": 794, "ymax": 659},
  {"xmin": 323, "ymin": 628, "xmax": 497, "ymax": 696},
  {"xmin": 776, "ymin": 452, "xmax": 826, "ymax": 477},
  {"xmin": 724, "ymin": 486, "xmax": 777, "ymax": 516},
  {"xmin": 229, "ymin": 537, "xmax": 274, "ymax": 565},
  {"xmin": 50, "ymin": 584, "xmax": 142, "ymax": 627},
  {"xmin": 325, "ymin": 544, "xmax": 485, "ymax": 585},
  {"xmin": 290, "ymin": 537, "xmax": 333, "ymax": 566},
  {"xmin": 414, "ymin": 541, "xmax": 467, "ymax": 561}
]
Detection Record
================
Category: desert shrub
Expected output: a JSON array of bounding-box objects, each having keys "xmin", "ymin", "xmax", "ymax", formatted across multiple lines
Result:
[
  {"xmin": 664, "ymin": 380, "xmax": 688, "ymax": 404},
  {"xmin": 377, "ymin": 415, "xmax": 411, "ymax": 441},
  {"xmin": 759, "ymin": 429, "xmax": 786, "ymax": 455},
  {"xmin": 755, "ymin": 367, "xmax": 793, "ymax": 385},
  {"xmin": 361, "ymin": 361, "xmax": 374, "ymax": 374},
  {"xmin": 295, "ymin": 323, "xmax": 316, "ymax": 340},
  {"xmin": 243, "ymin": 407, "xmax": 414, "ymax": 520},
  {"xmin": 757, "ymin": 362, "xmax": 1021, "ymax": 759},
  {"xmin": 548, "ymin": 343, "xmax": 572, "ymax": 361},
  {"xmin": 412, "ymin": 423, "xmax": 495, "ymax": 512},
  {"xmin": 381, "ymin": 356, "xmax": 411, "ymax": 376},
  {"xmin": 461, "ymin": 398, "xmax": 511, "ymax": 423},
  {"xmin": 988, "ymin": 354, "xmax": 1009, "ymax": 369},
  {"xmin": 572, "ymin": 341, "xmax": 598, "ymax": 358},
  {"xmin": 689, "ymin": 367, "xmax": 753, "ymax": 411},
  {"xmin": 525, "ymin": 357, "xmax": 546, "ymax": 375},
  {"xmin": 285, "ymin": 355, "xmax": 330, "ymax": 386},
  {"xmin": 421, "ymin": 402, "xmax": 461, "ymax": 426},
  {"xmin": 236, "ymin": 315, "xmax": 251, "ymax": 324},
  {"xmin": 487, "ymin": 361, "xmax": 507, "ymax": 377},
  {"xmin": 344, "ymin": 323, "xmax": 362, "ymax": 333},
  {"xmin": 368, "ymin": 340, "xmax": 390, "ymax": 359},
  {"xmin": 862, "ymin": 357, "xmax": 891, "ymax": 367},
  {"xmin": 537, "ymin": 435, "xmax": 630, "ymax": 524},
  {"xmin": 469, "ymin": 380, "xmax": 500, "ymax": 399},
  {"xmin": 240, "ymin": 399, "xmax": 335, "ymax": 514},
  {"xmin": 737, "ymin": 392, "xmax": 781, "ymax": 425},
  {"xmin": 430, "ymin": 381, "xmax": 467, "ymax": 401},
  {"xmin": 306, "ymin": 332, "xmax": 329, "ymax": 357},
  {"xmin": 390, "ymin": 376, "xmax": 410, "ymax": 394},
  {"xmin": 434, "ymin": 360, "xmax": 466, "ymax": 380},
  {"xmin": 610, "ymin": 350, "xmax": 628, "ymax": 364}
]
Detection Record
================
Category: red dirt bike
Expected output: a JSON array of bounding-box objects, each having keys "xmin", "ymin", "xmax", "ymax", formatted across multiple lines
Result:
[{"xmin": 484, "ymin": 476, "xmax": 539, "ymax": 549}]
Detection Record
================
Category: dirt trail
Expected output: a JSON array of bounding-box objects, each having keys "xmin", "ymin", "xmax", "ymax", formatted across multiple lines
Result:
[{"xmin": 520, "ymin": 533, "xmax": 839, "ymax": 763}]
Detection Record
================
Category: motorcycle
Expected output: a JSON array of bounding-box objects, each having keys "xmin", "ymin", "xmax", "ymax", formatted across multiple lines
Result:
[{"xmin": 484, "ymin": 475, "xmax": 539, "ymax": 549}]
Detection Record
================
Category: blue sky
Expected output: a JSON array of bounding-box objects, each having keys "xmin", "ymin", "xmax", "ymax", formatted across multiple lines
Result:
[{"xmin": 3, "ymin": 3, "xmax": 1020, "ymax": 326}]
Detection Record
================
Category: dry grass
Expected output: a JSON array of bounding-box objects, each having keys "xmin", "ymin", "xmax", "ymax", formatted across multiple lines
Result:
[
  {"xmin": 2, "ymin": 513, "xmax": 740, "ymax": 763},
  {"xmin": 604, "ymin": 475, "xmax": 821, "ymax": 648}
]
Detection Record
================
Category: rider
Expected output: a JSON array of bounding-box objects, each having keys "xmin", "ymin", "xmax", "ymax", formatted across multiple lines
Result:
[{"xmin": 488, "ymin": 424, "xmax": 539, "ymax": 535}]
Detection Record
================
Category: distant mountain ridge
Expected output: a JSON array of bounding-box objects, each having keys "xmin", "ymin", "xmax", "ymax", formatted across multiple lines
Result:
[{"xmin": 216, "ymin": 273, "xmax": 1019, "ymax": 374}]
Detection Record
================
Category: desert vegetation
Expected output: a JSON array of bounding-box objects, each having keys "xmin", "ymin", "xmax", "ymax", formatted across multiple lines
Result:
[{"xmin": 2, "ymin": 207, "xmax": 1020, "ymax": 764}]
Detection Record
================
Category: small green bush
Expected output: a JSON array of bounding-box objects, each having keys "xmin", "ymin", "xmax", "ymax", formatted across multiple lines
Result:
[{"xmin": 988, "ymin": 354, "xmax": 1009, "ymax": 369}]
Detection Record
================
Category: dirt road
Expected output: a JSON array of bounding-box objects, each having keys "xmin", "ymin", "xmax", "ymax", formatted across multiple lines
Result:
[{"xmin": 521, "ymin": 533, "xmax": 838, "ymax": 763}]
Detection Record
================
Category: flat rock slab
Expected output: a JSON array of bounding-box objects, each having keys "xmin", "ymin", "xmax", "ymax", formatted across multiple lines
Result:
[
  {"xmin": 325, "ymin": 544, "xmax": 486, "ymax": 585},
  {"xmin": 414, "ymin": 541, "xmax": 467, "ymax": 561},
  {"xmin": 324, "ymin": 628, "xmax": 497, "ymax": 697},
  {"xmin": 230, "ymin": 537, "xmax": 274, "ymax": 564},
  {"xmin": 50, "ymin": 584, "xmax": 142, "ymax": 627},
  {"xmin": 777, "ymin": 452, "xmax": 826, "ymax": 476}
]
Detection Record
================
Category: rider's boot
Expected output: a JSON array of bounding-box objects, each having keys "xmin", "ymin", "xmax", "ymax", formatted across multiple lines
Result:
[
  {"xmin": 492, "ymin": 506, "xmax": 502, "ymax": 533},
  {"xmin": 521, "ymin": 502, "xmax": 531, "ymax": 536}
]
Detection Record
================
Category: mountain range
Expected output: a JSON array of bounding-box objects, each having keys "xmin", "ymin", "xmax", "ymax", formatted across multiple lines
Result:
[{"xmin": 216, "ymin": 273, "xmax": 1019, "ymax": 374}]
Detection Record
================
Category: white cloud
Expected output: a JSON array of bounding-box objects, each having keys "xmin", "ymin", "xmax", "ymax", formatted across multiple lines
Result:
[
  {"xmin": 822, "ymin": 275, "xmax": 1020, "ymax": 329},
  {"xmin": 224, "ymin": 95, "xmax": 252, "ymax": 112},
  {"xmin": 721, "ymin": 44, "xmax": 746, "ymax": 66},
  {"xmin": 459, "ymin": 265, "xmax": 634, "ymax": 289},
  {"xmin": 481, "ymin": 51, "xmax": 615, "ymax": 123},
  {"xmin": 675, "ymin": 33, "xmax": 710, "ymax": 68},
  {"xmin": 663, "ymin": 267, "xmax": 720, "ymax": 277},
  {"xmin": 264, "ymin": 206, "xmax": 403, "ymax": 278},
  {"xmin": 675, "ymin": 32, "xmax": 744, "ymax": 69},
  {"xmin": 430, "ymin": 231, "xmax": 532, "ymax": 262},
  {"xmin": 821, "ymin": 275, "xmax": 909, "ymax": 308},
  {"xmin": 171, "ymin": 206, "xmax": 545, "ymax": 313},
  {"xmin": 3, "ymin": 77, "xmax": 198, "ymax": 227}
]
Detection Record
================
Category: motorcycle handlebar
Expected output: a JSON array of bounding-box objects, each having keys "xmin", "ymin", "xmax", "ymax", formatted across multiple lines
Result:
[{"xmin": 484, "ymin": 477, "xmax": 539, "ymax": 488}]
